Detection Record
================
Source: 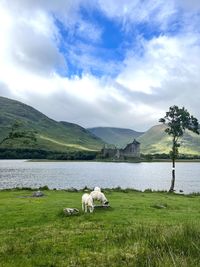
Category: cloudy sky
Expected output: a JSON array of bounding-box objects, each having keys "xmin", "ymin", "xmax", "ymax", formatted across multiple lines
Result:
[{"xmin": 0, "ymin": 0, "xmax": 200, "ymax": 131}]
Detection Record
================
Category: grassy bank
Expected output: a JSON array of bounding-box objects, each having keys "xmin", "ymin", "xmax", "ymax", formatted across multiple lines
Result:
[{"xmin": 0, "ymin": 190, "xmax": 199, "ymax": 267}]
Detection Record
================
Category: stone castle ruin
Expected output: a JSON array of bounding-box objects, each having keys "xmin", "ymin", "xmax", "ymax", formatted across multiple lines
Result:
[{"xmin": 101, "ymin": 139, "xmax": 140, "ymax": 159}]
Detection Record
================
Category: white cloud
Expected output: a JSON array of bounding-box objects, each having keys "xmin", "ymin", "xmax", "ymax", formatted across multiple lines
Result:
[
  {"xmin": 177, "ymin": 0, "xmax": 200, "ymax": 11},
  {"xmin": 97, "ymin": 0, "xmax": 177, "ymax": 30},
  {"xmin": 117, "ymin": 33, "xmax": 200, "ymax": 121},
  {"xmin": 0, "ymin": 3, "xmax": 66, "ymax": 77},
  {"xmin": 75, "ymin": 20, "xmax": 103, "ymax": 43},
  {"xmin": 1, "ymin": 0, "xmax": 82, "ymax": 16},
  {"xmin": 0, "ymin": 1, "xmax": 200, "ymax": 132}
]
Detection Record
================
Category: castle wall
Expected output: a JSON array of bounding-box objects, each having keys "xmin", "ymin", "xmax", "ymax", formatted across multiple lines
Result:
[
  {"xmin": 122, "ymin": 143, "xmax": 140, "ymax": 157},
  {"xmin": 101, "ymin": 140, "xmax": 140, "ymax": 159}
]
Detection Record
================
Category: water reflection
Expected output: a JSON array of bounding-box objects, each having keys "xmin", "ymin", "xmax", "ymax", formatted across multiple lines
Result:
[{"xmin": 0, "ymin": 160, "xmax": 199, "ymax": 193}]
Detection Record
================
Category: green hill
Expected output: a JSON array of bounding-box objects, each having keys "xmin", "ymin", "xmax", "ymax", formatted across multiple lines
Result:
[
  {"xmin": 1, "ymin": 96, "xmax": 199, "ymax": 157},
  {"xmin": 0, "ymin": 96, "xmax": 104, "ymax": 153},
  {"xmin": 88, "ymin": 124, "xmax": 200, "ymax": 155},
  {"xmin": 138, "ymin": 124, "xmax": 200, "ymax": 155},
  {"xmin": 88, "ymin": 127, "xmax": 144, "ymax": 148}
]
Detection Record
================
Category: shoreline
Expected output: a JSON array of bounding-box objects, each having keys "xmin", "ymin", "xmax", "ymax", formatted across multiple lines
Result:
[
  {"xmin": 26, "ymin": 158, "xmax": 200, "ymax": 163},
  {"xmin": 0, "ymin": 187, "xmax": 200, "ymax": 195}
]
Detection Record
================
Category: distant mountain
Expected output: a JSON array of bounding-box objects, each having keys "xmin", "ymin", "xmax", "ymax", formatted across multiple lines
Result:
[
  {"xmin": 88, "ymin": 127, "xmax": 144, "ymax": 148},
  {"xmin": 1, "ymin": 96, "xmax": 199, "ymax": 156},
  {"xmin": 88, "ymin": 124, "xmax": 200, "ymax": 155},
  {"xmin": 0, "ymin": 96, "xmax": 104, "ymax": 152},
  {"xmin": 138, "ymin": 124, "xmax": 200, "ymax": 155}
]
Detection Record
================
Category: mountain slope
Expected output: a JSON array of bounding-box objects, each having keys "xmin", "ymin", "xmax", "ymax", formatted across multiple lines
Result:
[
  {"xmin": 138, "ymin": 124, "xmax": 200, "ymax": 155},
  {"xmin": 0, "ymin": 96, "xmax": 104, "ymax": 151},
  {"xmin": 88, "ymin": 127, "xmax": 144, "ymax": 148}
]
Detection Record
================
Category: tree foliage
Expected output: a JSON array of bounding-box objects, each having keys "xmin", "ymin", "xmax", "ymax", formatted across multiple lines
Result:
[
  {"xmin": 159, "ymin": 105, "xmax": 199, "ymax": 191},
  {"xmin": 159, "ymin": 106, "xmax": 199, "ymax": 159},
  {"xmin": 0, "ymin": 121, "xmax": 37, "ymax": 146},
  {"xmin": 0, "ymin": 148, "xmax": 97, "ymax": 160}
]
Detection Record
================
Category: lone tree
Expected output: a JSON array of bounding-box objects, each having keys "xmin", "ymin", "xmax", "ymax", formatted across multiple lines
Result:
[{"xmin": 159, "ymin": 105, "xmax": 199, "ymax": 192}]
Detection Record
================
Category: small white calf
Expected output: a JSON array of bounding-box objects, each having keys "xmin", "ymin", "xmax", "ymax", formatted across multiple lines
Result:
[
  {"xmin": 82, "ymin": 193, "xmax": 94, "ymax": 213},
  {"xmin": 90, "ymin": 191, "xmax": 109, "ymax": 205}
]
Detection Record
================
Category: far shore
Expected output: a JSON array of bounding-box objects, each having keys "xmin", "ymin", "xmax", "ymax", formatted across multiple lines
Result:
[
  {"xmin": 25, "ymin": 158, "xmax": 200, "ymax": 163},
  {"xmin": 1, "ymin": 186, "xmax": 200, "ymax": 195}
]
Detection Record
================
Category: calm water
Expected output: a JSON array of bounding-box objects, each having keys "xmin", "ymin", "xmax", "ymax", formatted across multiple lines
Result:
[{"xmin": 0, "ymin": 160, "xmax": 199, "ymax": 193}]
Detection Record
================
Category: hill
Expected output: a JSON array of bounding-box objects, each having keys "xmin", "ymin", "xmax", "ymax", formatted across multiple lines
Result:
[
  {"xmin": 1, "ymin": 96, "xmax": 199, "ymax": 157},
  {"xmin": 0, "ymin": 96, "xmax": 104, "ymax": 153},
  {"xmin": 88, "ymin": 127, "xmax": 144, "ymax": 148},
  {"xmin": 138, "ymin": 124, "xmax": 200, "ymax": 155},
  {"xmin": 88, "ymin": 124, "xmax": 200, "ymax": 155}
]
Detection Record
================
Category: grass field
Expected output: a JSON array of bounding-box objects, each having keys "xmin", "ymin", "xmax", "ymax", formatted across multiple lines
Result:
[{"xmin": 0, "ymin": 190, "xmax": 199, "ymax": 267}]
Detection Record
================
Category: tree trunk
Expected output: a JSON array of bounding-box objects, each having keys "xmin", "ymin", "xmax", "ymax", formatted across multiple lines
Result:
[
  {"xmin": 169, "ymin": 157, "xmax": 175, "ymax": 192},
  {"xmin": 169, "ymin": 138, "xmax": 176, "ymax": 192}
]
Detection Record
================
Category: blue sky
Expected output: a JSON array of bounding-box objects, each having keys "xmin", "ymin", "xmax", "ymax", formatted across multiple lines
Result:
[
  {"xmin": 55, "ymin": 6, "xmax": 133, "ymax": 77},
  {"xmin": 55, "ymin": 2, "xmax": 183, "ymax": 78},
  {"xmin": 0, "ymin": 0, "xmax": 200, "ymax": 130}
]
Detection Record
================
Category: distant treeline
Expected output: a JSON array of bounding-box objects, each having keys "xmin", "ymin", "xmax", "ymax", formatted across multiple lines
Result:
[
  {"xmin": 0, "ymin": 148, "xmax": 97, "ymax": 160},
  {"xmin": 141, "ymin": 153, "xmax": 200, "ymax": 160},
  {"xmin": 0, "ymin": 148, "xmax": 200, "ymax": 160}
]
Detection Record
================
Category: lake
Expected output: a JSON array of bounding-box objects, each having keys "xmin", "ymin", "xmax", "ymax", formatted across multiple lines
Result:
[{"xmin": 0, "ymin": 160, "xmax": 199, "ymax": 193}]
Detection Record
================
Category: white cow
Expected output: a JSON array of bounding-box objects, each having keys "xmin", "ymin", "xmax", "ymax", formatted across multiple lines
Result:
[
  {"xmin": 90, "ymin": 190, "xmax": 109, "ymax": 205},
  {"xmin": 82, "ymin": 193, "xmax": 94, "ymax": 213}
]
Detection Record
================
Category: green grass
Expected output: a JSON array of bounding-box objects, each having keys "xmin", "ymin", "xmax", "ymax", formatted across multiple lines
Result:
[{"xmin": 0, "ymin": 190, "xmax": 199, "ymax": 267}]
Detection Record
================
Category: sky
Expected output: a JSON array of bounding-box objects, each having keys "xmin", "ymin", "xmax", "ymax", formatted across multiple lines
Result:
[{"xmin": 0, "ymin": 0, "xmax": 200, "ymax": 131}]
